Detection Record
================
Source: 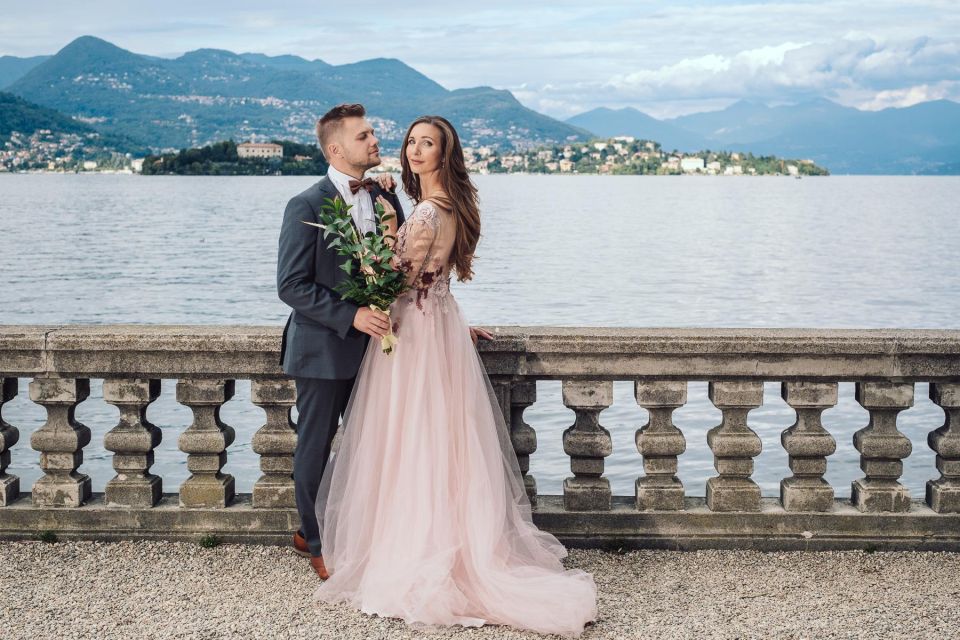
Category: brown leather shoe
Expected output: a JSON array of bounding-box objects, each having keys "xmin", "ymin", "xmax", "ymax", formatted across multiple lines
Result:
[
  {"xmin": 292, "ymin": 531, "xmax": 311, "ymax": 558},
  {"xmin": 310, "ymin": 554, "xmax": 330, "ymax": 580}
]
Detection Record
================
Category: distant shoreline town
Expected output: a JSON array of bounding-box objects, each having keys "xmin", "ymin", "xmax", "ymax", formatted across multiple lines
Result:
[
  {"xmin": 0, "ymin": 135, "xmax": 829, "ymax": 177},
  {"xmin": 460, "ymin": 137, "xmax": 828, "ymax": 176}
]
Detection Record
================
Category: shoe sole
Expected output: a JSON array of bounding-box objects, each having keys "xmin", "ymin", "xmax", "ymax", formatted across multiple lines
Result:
[{"xmin": 293, "ymin": 546, "xmax": 311, "ymax": 558}]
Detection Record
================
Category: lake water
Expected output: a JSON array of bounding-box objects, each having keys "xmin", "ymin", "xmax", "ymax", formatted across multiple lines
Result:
[{"xmin": 1, "ymin": 173, "xmax": 958, "ymax": 499}]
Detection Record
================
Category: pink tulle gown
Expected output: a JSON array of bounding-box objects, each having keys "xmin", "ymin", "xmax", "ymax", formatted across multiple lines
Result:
[{"xmin": 313, "ymin": 200, "xmax": 598, "ymax": 637}]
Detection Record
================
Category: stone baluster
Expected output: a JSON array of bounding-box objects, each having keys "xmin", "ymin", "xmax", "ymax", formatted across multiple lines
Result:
[
  {"xmin": 510, "ymin": 380, "xmax": 538, "ymax": 505},
  {"xmin": 927, "ymin": 383, "xmax": 960, "ymax": 513},
  {"xmin": 489, "ymin": 376, "xmax": 511, "ymax": 423},
  {"xmin": 102, "ymin": 378, "xmax": 163, "ymax": 507},
  {"xmin": 562, "ymin": 380, "xmax": 613, "ymax": 511},
  {"xmin": 634, "ymin": 380, "xmax": 687, "ymax": 511},
  {"xmin": 28, "ymin": 377, "xmax": 92, "ymax": 507},
  {"xmin": 706, "ymin": 380, "xmax": 763, "ymax": 512},
  {"xmin": 176, "ymin": 379, "xmax": 236, "ymax": 508},
  {"xmin": 250, "ymin": 378, "xmax": 297, "ymax": 509},
  {"xmin": 0, "ymin": 377, "xmax": 20, "ymax": 505},
  {"xmin": 780, "ymin": 382, "xmax": 838, "ymax": 512},
  {"xmin": 851, "ymin": 382, "xmax": 914, "ymax": 512}
]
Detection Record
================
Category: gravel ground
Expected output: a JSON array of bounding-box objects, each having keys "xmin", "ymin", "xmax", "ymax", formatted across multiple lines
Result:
[{"xmin": 1, "ymin": 541, "xmax": 958, "ymax": 640}]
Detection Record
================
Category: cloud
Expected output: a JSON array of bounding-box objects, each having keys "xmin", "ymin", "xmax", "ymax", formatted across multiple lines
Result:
[
  {"xmin": 513, "ymin": 34, "xmax": 960, "ymax": 117},
  {"xmin": 613, "ymin": 36, "xmax": 959, "ymax": 97},
  {"xmin": 857, "ymin": 80, "xmax": 960, "ymax": 109}
]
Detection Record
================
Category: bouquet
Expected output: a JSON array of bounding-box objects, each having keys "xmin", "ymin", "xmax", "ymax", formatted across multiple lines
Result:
[{"xmin": 302, "ymin": 196, "xmax": 407, "ymax": 354}]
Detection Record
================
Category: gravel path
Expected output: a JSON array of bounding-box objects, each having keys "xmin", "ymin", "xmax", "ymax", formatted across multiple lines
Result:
[{"xmin": 2, "ymin": 541, "xmax": 958, "ymax": 640}]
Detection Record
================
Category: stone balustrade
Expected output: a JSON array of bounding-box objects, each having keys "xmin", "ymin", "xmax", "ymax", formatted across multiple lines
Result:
[{"xmin": 1, "ymin": 324, "xmax": 959, "ymax": 550}]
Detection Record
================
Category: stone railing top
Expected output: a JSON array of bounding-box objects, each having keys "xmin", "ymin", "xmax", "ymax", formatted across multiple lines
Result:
[
  {"xmin": 1, "ymin": 324, "xmax": 959, "ymax": 380},
  {"xmin": 479, "ymin": 326, "xmax": 960, "ymax": 355}
]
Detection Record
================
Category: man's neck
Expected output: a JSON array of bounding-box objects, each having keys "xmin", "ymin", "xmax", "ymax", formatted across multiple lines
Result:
[{"xmin": 329, "ymin": 162, "xmax": 365, "ymax": 181}]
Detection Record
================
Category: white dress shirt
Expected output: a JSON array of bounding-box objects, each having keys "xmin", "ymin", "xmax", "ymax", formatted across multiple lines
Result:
[{"xmin": 326, "ymin": 165, "xmax": 377, "ymax": 236}]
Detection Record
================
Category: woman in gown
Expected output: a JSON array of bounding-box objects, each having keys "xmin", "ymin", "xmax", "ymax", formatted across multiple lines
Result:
[{"xmin": 313, "ymin": 115, "xmax": 598, "ymax": 638}]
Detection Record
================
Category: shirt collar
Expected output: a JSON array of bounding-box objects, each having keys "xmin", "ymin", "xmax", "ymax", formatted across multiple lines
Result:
[{"xmin": 327, "ymin": 165, "xmax": 366, "ymax": 196}]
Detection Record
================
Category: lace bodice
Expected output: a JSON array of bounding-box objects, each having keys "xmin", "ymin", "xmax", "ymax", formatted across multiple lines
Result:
[{"xmin": 395, "ymin": 200, "xmax": 454, "ymax": 312}]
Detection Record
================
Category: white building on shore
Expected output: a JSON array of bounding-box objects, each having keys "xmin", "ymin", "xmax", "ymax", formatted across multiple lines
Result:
[{"xmin": 237, "ymin": 142, "xmax": 283, "ymax": 159}]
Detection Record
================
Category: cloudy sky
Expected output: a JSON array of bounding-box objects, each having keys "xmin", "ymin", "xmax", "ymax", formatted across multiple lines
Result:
[{"xmin": 2, "ymin": 0, "xmax": 959, "ymax": 118}]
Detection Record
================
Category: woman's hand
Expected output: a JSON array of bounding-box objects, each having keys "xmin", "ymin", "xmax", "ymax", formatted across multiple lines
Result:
[
  {"xmin": 376, "ymin": 194, "xmax": 399, "ymax": 242},
  {"xmin": 375, "ymin": 194, "xmax": 396, "ymax": 218},
  {"xmin": 376, "ymin": 173, "xmax": 397, "ymax": 193},
  {"xmin": 469, "ymin": 327, "xmax": 495, "ymax": 347}
]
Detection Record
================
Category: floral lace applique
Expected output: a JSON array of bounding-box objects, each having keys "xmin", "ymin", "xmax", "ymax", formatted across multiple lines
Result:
[{"xmin": 396, "ymin": 201, "xmax": 451, "ymax": 315}]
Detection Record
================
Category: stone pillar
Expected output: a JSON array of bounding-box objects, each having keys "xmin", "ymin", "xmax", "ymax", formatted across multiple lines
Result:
[
  {"xmin": 927, "ymin": 383, "xmax": 960, "ymax": 513},
  {"xmin": 250, "ymin": 378, "xmax": 297, "ymax": 509},
  {"xmin": 102, "ymin": 378, "xmax": 163, "ymax": 507},
  {"xmin": 562, "ymin": 380, "xmax": 613, "ymax": 511},
  {"xmin": 176, "ymin": 379, "xmax": 236, "ymax": 508},
  {"xmin": 489, "ymin": 376, "xmax": 512, "ymax": 425},
  {"xmin": 510, "ymin": 380, "xmax": 538, "ymax": 505},
  {"xmin": 0, "ymin": 378, "xmax": 20, "ymax": 506},
  {"xmin": 780, "ymin": 382, "xmax": 838, "ymax": 512},
  {"xmin": 851, "ymin": 382, "xmax": 914, "ymax": 513},
  {"xmin": 634, "ymin": 380, "xmax": 687, "ymax": 511},
  {"xmin": 706, "ymin": 380, "xmax": 763, "ymax": 512},
  {"xmin": 28, "ymin": 377, "xmax": 92, "ymax": 507}
]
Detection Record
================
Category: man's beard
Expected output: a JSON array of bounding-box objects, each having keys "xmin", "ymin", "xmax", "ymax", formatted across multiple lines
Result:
[{"xmin": 351, "ymin": 152, "xmax": 381, "ymax": 173}]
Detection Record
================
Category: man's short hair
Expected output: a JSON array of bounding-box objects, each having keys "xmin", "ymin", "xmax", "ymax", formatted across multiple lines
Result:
[{"xmin": 316, "ymin": 103, "xmax": 366, "ymax": 158}]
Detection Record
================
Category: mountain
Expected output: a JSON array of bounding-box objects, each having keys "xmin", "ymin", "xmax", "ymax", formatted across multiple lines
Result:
[
  {"xmin": 0, "ymin": 91, "xmax": 92, "ymax": 139},
  {"xmin": 670, "ymin": 99, "xmax": 862, "ymax": 146},
  {"xmin": 8, "ymin": 36, "xmax": 587, "ymax": 152},
  {"xmin": 714, "ymin": 99, "xmax": 960, "ymax": 174},
  {"xmin": 566, "ymin": 107, "xmax": 708, "ymax": 151},
  {"xmin": 568, "ymin": 98, "xmax": 960, "ymax": 174},
  {"xmin": 0, "ymin": 91, "xmax": 146, "ymax": 153},
  {"xmin": 0, "ymin": 55, "xmax": 51, "ymax": 88},
  {"xmin": 238, "ymin": 53, "xmax": 331, "ymax": 71}
]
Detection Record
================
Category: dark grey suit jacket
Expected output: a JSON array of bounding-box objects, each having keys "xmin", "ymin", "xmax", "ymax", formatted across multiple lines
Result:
[{"xmin": 277, "ymin": 176, "xmax": 405, "ymax": 379}]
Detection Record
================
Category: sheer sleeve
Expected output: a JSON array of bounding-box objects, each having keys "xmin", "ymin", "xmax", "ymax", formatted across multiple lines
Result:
[{"xmin": 397, "ymin": 201, "xmax": 442, "ymax": 289}]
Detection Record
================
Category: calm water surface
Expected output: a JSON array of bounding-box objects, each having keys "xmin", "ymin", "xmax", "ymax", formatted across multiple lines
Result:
[{"xmin": 1, "ymin": 174, "xmax": 958, "ymax": 498}]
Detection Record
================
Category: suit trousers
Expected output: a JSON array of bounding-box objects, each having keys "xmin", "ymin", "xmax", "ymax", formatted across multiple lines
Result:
[{"xmin": 294, "ymin": 375, "xmax": 356, "ymax": 556}]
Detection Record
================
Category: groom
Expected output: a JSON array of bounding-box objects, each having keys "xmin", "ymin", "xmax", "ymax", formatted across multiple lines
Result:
[{"xmin": 277, "ymin": 103, "xmax": 404, "ymax": 579}]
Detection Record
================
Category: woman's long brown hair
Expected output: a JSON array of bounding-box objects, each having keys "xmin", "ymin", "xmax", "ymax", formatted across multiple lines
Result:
[{"xmin": 400, "ymin": 115, "xmax": 480, "ymax": 282}]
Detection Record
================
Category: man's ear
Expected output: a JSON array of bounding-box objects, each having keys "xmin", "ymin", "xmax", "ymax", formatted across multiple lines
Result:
[{"xmin": 326, "ymin": 142, "xmax": 340, "ymax": 159}]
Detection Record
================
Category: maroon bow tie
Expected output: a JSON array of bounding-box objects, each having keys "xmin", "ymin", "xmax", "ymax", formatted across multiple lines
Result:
[{"xmin": 348, "ymin": 177, "xmax": 377, "ymax": 194}]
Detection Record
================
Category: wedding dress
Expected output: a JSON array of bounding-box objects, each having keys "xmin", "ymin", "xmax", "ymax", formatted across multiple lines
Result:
[{"xmin": 313, "ymin": 199, "xmax": 597, "ymax": 637}]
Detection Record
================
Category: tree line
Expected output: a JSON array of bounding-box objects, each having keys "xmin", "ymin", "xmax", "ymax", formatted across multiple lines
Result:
[{"xmin": 142, "ymin": 140, "xmax": 329, "ymax": 175}]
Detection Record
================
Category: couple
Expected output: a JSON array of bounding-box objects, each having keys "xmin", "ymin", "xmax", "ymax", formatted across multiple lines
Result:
[{"xmin": 277, "ymin": 103, "xmax": 597, "ymax": 637}]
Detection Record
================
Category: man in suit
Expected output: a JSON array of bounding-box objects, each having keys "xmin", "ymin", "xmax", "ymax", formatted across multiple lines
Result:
[{"xmin": 277, "ymin": 103, "xmax": 405, "ymax": 579}]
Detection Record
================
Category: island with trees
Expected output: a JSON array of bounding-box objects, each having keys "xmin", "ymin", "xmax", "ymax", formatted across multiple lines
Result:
[{"xmin": 141, "ymin": 140, "xmax": 328, "ymax": 176}]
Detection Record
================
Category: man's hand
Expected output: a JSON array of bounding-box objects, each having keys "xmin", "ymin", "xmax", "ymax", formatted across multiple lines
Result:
[
  {"xmin": 354, "ymin": 307, "xmax": 390, "ymax": 338},
  {"xmin": 469, "ymin": 326, "xmax": 495, "ymax": 347},
  {"xmin": 375, "ymin": 173, "xmax": 397, "ymax": 193}
]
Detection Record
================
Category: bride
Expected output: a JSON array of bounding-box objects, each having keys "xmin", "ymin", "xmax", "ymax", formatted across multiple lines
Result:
[{"xmin": 313, "ymin": 114, "xmax": 598, "ymax": 637}]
